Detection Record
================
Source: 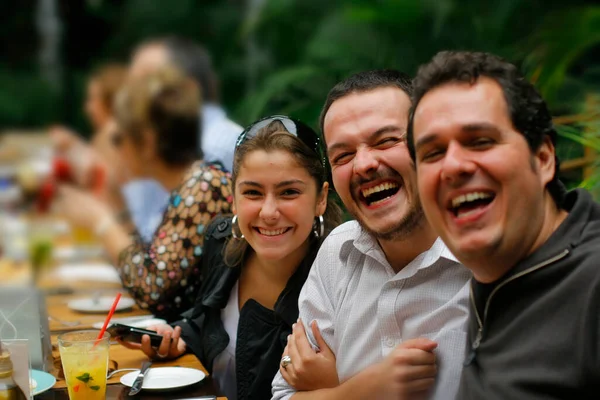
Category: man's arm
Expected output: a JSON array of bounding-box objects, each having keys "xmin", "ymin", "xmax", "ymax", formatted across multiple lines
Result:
[
  {"xmin": 288, "ymin": 366, "xmax": 380, "ymax": 400},
  {"xmin": 271, "ymin": 237, "xmax": 338, "ymax": 400},
  {"xmin": 289, "ymin": 338, "xmax": 438, "ymax": 400}
]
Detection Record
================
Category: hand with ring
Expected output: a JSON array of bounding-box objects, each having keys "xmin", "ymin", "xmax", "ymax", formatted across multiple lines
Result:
[
  {"xmin": 281, "ymin": 355, "xmax": 292, "ymax": 370},
  {"xmin": 280, "ymin": 318, "xmax": 339, "ymax": 391},
  {"xmin": 116, "ymin": 324, "xmax": 187, "ymax": 360}
]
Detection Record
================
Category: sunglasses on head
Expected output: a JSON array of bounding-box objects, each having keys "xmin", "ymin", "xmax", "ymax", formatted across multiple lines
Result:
[{"xmin": 235, "ymin": 115, "xmax": 326, "ymax": 168}]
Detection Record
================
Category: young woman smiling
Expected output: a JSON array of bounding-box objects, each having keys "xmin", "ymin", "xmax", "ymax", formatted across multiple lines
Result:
[{"xmin": 119, "ymin": 116, "xmax": 342, "ymax": 400}]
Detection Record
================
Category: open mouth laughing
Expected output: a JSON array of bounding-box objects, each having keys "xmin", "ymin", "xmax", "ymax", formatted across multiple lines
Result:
[
  {"xmin": 360, "ymin": 181, "xmax": 401, "ymax": 207},
  {"xmin": 448, "ymin": 191, "xmax": 495, "ymax": 219}
]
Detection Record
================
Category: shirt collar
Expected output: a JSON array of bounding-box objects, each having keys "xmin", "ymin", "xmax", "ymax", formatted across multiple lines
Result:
[{"xmin": 353, "ymin": 227, "xmax": 459, "ymax": 278}]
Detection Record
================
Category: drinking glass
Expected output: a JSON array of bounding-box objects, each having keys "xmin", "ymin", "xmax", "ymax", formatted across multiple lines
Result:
[{"xmin": 58, "ymin": 330, "xmax": 110, "ymax": 400}]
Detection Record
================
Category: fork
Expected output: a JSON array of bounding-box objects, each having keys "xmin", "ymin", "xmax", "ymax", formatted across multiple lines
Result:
[{"xmin": 106, "ymin": 368, "xmax": 139, "ymax": 379}]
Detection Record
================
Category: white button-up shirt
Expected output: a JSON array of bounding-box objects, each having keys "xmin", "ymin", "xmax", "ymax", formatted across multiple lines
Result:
[{"xmin": 272, "ymin": 221, "xmax": 471, "ymax": 400}]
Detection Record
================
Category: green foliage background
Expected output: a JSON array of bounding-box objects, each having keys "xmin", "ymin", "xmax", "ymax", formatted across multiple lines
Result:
[{"xmin": 1, "ymin": 0, "xmax": 599, "ymax": 192}]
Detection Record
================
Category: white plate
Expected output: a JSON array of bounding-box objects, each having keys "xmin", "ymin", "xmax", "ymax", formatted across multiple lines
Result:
[
  {"xmin": 53, "ymin": 262, "xmax": 120, "ymax": 283},
  {"xmin": 30, "ymin": 369, "xmax": 56, "ymax": 396},
  {"xmin": 68, "ymin": 296, "xmax": 135, "ymax": 313},
  {"xmin": 92, "ymin": 316, "xmax": 167, "ymax": 330},
  {"xmin": 120, "ymin": 367, "xmax": 206, "ymax": 392}
]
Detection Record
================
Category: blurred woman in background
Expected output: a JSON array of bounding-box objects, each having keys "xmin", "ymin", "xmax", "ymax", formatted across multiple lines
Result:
[
  {"xmin": 49, "ymin": 64, "xmax": 127, "ymax": 205},
  {"xmin": 84, "ymin": 64, "xmax": 127, "ymax": 165},
  {"xmin": 55, "ymin": 68, "xmax": 233, "ymax": 320},
  {"xmin": 52, "ymin": 63, "xmax": 126, "ymax": 152},
  {"xmin": 119, "ymin": 116, "xmax": 343, "ymax": 400}
]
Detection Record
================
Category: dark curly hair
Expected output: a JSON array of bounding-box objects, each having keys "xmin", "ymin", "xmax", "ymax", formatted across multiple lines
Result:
[{"xmin": 407, "ymin": 51, "xmax": 565, "ymax": 206}]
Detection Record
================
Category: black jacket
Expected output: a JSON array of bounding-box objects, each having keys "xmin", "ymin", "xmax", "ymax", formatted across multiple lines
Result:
[
  {"xmin": 175, "ymin": 216, "xmax": 316, "ymax": 400},
  {"xmin": 458, "ymin": 189, "xmax": 600, "ymax": 399}
]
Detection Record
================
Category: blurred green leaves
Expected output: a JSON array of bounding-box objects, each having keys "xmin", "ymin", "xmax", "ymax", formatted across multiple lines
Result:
[
  {"xmin": 0, "ymin": 68, "xmax": 60, "ymax": 128},
  {"xmin": 1, "ymin": 0, "xmax": 598, "ymax": 197},
  {"xmin": 522, "ymin": 6, "xmax": 600, "ymax": 103}
]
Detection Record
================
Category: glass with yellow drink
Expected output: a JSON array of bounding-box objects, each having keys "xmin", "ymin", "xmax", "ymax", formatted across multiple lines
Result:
[
  {"xmin": 58, "ymin": 330, "xmax": 110, "ymax": 400},
  {"xmin": 71, "ymin": 226, "xmax": 97, "ymax": 246}
]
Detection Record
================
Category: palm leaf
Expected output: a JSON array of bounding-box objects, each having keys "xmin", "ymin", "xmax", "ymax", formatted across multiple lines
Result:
[{"xmin": 522, "ymin": 6, "xmax": 600, "ymax": 102}]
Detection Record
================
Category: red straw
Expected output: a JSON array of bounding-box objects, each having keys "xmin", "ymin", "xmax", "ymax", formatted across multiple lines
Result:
[{"xmin": 95, "ymin": 293, "xmax": 122, "ymax": 345}]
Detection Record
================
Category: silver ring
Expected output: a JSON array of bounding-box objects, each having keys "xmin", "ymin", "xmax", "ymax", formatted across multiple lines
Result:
[
  {"xmin": 156, "ymin": 351, "xmax": 168, "ymax": 359},
  {"xmin": 280, "ymin": 355, "xmax": 292, "ymax": 369}
]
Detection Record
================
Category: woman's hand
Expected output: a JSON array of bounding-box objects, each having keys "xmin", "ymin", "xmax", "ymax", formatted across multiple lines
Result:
[
  {"xmin": 49, "ymin": 125, "xmax": 82, "ymax": 153},
  {"xmin": 280, "ymin": 319, "xmax": 339, "ymax": 390},
  {"xmin": 116, "ymin": 325, "xmax": 187, "ymax": 360}
]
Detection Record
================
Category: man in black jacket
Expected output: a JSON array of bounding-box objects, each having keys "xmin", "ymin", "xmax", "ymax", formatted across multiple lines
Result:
[{"xmin": 407, "ymin": 50, "xmax": 600, "ymax": 399}]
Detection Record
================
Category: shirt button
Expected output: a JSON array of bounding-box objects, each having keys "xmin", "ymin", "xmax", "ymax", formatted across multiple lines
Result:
[{"xmin": 384, "ymin": 337, "xmax": 395, "ymax": 348}]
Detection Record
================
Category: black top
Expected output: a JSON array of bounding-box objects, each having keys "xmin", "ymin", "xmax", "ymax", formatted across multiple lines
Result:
[
  {"xmin": 174, "ymin": 215, "xmax": 317, "ymax": 400},
  {"xmin": 458, "ymin": 189, "xmax": 600, "ymax": 399}
]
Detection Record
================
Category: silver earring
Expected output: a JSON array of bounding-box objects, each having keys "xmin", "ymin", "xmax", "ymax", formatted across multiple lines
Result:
[
  {"xmin": 231, "ymin": 215, "xmax": 244, "ymax": 239},
  {"xmin": 313, "ymin": 215, "xmax": 324, "ymax": 238}
]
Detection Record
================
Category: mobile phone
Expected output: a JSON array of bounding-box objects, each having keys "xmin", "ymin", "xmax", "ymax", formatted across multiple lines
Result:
[
  {"xmin": 176, "ymin": 397, "xmax": 217, "ymax": 400},
  {"xmin": 106, "ymin": 323, "xmax": 168, "ymax": 347}
]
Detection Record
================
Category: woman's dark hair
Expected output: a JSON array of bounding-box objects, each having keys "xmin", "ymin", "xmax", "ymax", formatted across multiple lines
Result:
[
  {"xmin": 407, "ymin": 51, "xmax": 565, "ymax": 206},
  {"xmin": 223, "ymin": 120, "xmax": 343, "ymax": 267},
  {"xmin": 114, "ymin": 67, "xmax": 200, "ymax": 165}
]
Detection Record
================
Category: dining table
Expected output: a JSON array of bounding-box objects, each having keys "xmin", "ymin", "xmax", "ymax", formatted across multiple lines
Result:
[
  {"xmin": 23, "ymin": 235, "xmax": 227, "ymax": 399},
  {"xmin": 0, "ymin": 133, "xmax": 227, "ymax": 399},
  {"xmin": 33, "ymin": 264, "xmax": 227, "ymax": 400}
]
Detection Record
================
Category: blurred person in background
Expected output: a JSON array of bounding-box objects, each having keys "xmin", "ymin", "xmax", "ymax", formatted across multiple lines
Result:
[
  {"xmin": 51, "ymin": 63, "xmax": 126, "ymax": 153},
  {"xmin": 119, "ymin": 116, "xmax": 343, "ymax": 400},
  {"xmin": 49, "ymin": 64, "xmax": 128, "ymax": 205},
  {"xmin": 84, "ymin": 64, "xmax": 127, "ymax": 171},
  {"xmin": 130, "ymin": 36, "xmax": 243, "ymax": 170},
  {"xmin": 123, "ymin": 35, "xmax": 243, "ymax": 242},
  {"xmin": 54, "ymin": 68, "xmax": 233, "ymax": 321}
]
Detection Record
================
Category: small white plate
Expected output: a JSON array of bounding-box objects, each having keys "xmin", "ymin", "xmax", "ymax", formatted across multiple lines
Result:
[
  {"xmin": 120, "ymin": 367, "xmax": 206, "ymax": 392},
  {"xmin": 54, "ymin": 262, "xmax": 120, "ymax": 283},
  {"xmin": 30, "ymin": 369, "xmax": 56, "ymax": 396},
  {"xmin": 92, "ymin": 317, "xmax": 167, "ymax": 330},
  {"xmin": 68, "ymin": 296, "xmax": 135, "ymax": 313}
]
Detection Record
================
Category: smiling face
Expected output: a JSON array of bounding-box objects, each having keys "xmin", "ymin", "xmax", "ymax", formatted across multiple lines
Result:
[
  {"xmin": 233, "ymin": 149, "xmax": 327, "ymax": 263},
  {"xmin": 324, "ymin": 87, "xmax": 424, "ymax": 241},
  {"xmin": 412, "ymin": 78, "xmax": 557, "ymax": 280}
]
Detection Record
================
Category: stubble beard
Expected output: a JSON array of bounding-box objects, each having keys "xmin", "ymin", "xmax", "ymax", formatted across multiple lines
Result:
[{"xmin": 350, "ymin": 197, "xmax": 426, "ymax": 241}]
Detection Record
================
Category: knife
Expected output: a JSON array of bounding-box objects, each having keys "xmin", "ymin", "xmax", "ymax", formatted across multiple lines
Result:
[{"xmin": 128, "ymin": 360, "xmax": 152, "ymax": 396}]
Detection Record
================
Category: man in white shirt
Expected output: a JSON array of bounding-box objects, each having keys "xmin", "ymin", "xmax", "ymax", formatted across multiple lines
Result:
[
  {"xmin": 124, "ymin": 36, "xmax": 243, "ymax": 241},
  {"xmin": 271, "ymin": 70, "xmax": 471, "ymax": 399}
]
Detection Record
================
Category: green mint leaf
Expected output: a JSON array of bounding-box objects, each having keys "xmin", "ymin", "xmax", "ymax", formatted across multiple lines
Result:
[
  {"xmin": 76, "ymin": 373, "xmax": 91, "ymax": 383},
  {"xmin": 90, "ymin": 385, "xmax": 100, "ymax": 391}
]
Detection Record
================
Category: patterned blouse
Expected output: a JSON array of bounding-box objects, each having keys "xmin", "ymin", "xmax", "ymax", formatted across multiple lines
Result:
[{"xmin": 117, "ymin": 161, "xmax": 233, "ymax": 320}]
